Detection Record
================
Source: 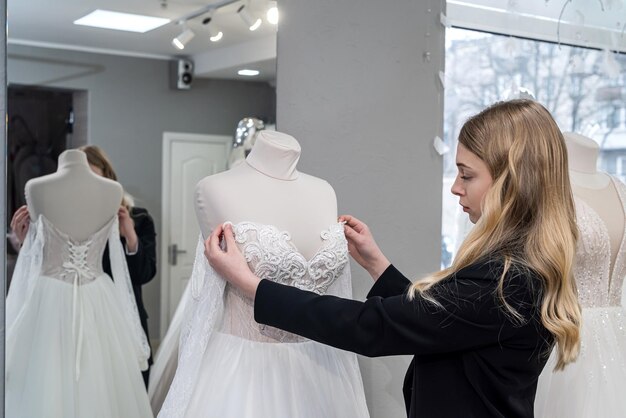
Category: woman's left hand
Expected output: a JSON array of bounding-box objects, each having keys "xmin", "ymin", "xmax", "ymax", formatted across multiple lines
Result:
[
  {"xmin": 205, "ymin": 223, "xmax": 260, "ymax": 300},
  {"xmin": 118, "ymin": 206, "xmax": 138, "ymax": 252}
]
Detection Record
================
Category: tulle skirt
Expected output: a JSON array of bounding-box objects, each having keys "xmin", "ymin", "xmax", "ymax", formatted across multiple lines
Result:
[
  {"xmin": 149, "ymin": 296, "xmax": 185, "ymax": 415},
  {"xmin": 535, "ymin": 306, "xmax": 626, "ymax": 418},
  {"xmin": 182, "ymin": 332, "xmax": 370, "ymax": 418},
  {"xmin": 5, "ymin": 275, "xmax": 153, "ymax": 418}
]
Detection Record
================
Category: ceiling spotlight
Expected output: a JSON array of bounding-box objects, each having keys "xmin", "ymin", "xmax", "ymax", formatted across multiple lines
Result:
[
  {"xmin": 266, "ymin": 3, "xmax": 278, "ymax": 25},
  {"xmin": 237, "ymin": 5, "xmax": 262, "ymax": 31},
  {"xmin": 172, "ymin": 26, "xmax": 194, "ymax": 49},
  {"xmin": 209, "ymin": 29, "xmax": 223, "ymax": 42},
  {"xmin": 202, "ymin": 17, "xmax": 223, "ymax": 42},
  {"xmin": 238, "ymin": 69, "xmax": 260, "ymax": 76}
]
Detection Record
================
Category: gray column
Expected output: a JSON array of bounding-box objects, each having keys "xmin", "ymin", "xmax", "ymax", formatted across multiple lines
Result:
[{"xmin": 276, "ymin": 1, "xmax": 445, "ymax": 416}]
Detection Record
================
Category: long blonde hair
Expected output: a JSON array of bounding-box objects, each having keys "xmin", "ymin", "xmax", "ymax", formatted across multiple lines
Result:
[{"xmin": 409, "ymin": 100, "xmax": 581, "ymax": 370}]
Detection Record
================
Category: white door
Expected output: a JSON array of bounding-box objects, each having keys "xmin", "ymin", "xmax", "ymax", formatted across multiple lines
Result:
[{"xmin": 160, "ymin": 132, "xmax": 230, "ymax": 336}]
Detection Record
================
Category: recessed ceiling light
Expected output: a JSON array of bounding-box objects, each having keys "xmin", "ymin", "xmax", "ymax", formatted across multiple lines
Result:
[
  {"xmin": 74, "ymin": 10, "xmax": 170, "ymax": 33},
  {"xmin": 238, "ymin": 69, "xmax": 260, "ymax": 76}
]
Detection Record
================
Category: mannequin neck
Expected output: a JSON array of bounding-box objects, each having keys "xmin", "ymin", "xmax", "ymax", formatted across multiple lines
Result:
[
  {"xmin": 563, "ymin": 132, "xmax": 609, "ymax": 189},
  {"xmin": 564, "ymin": 132, "xmax": 599, "ymax": 174},
  {"xmin": 245, "ymin": 131, "xmax": 301, "ymax": 180},
  {"xmin": 57, "ymin": 149, "xmax": 90, "ymax": 171}
]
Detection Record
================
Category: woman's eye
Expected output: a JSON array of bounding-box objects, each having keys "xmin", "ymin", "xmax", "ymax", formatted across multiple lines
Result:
[{"xmin": 460, "ymin": 176, "xmax": 472, "ymax": 180}]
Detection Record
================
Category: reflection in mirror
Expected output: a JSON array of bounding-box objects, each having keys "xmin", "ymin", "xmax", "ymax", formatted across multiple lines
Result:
[{"xmin": 6, "ymin": 0, "xmax": 277, "ymax": 415}]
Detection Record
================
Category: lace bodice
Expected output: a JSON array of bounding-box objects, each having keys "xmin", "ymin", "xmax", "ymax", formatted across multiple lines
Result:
[
  {"xmin": 575, "ymin": 177, "xmax": 626, "ymax": 308},
  {"xmin": 6, "ymin": 214, "xmax": 151, "ymax": 380},
  {"xmin": 219, "ymin": 222, "xmax": 350, "ymax": 342},
  {"xmin": 39, "ymin": 216, "xmax": 114, "ymax": 284}
]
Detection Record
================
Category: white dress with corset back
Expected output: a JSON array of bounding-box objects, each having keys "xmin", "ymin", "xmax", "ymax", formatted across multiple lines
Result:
[
  {"xmin": 157, "ymin": 221, "xmax": 369, "ymax": 418},
  {"xmin": 535, "ymin": 176, "xmax": 626, "ymax": 417},
  {"xmin": 5, "ymin": 215, "xmax": 152, "ymax": 418}
]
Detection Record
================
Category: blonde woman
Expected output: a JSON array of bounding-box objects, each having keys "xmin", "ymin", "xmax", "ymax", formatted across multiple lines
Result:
[{"xmin": 205, "ymin": 100, "xmax": 581, "ymax": 418}]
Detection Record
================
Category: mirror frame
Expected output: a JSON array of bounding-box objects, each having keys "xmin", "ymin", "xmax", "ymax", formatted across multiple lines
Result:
[{"xmin": 2, "ymin": 0, "xmax": 8, "ymax": 415}]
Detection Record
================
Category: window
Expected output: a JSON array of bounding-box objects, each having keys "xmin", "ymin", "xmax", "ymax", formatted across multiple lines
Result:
[{"xmin": 441, "ymin": 27, "xmax": 626, "ymax": 267}]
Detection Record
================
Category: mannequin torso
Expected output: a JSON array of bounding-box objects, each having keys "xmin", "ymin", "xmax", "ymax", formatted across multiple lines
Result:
[
  {"xmin": 25, "ymin": 149, "xmax": 123, "ymax": 242},
  {"xmin": 564, "ymin": 132, "xmax": 624, "ymax": 273},
  {"xmin": 194, "ymin": 130, "xmax": 338, "ymax": 260}
]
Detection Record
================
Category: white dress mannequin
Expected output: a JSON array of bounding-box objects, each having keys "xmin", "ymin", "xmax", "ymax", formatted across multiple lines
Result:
[
  {"xmin": 564, "ymin": 132, "xmax": 623, "ymax": 269},
  {"xmin": 195, "ymin": 130, "xmax": 338, "ymax": 256},
  {"xmin": 6, "ymin": 149, "xmax": 152, "ymax": 418},
  {"xmin": 157, "ymin": 131, "xmax": 369, "ymax": 418},
  {"xmin": 535, "ymin": 132, "xmax": 626, "ymax": 417},
  {"xmin": 150, "ymin": 131, "xmax": 339, "ymax": 413},
  {"xmin": 26, "ymin": 149, "xmax": 123, "ymax": 241}
]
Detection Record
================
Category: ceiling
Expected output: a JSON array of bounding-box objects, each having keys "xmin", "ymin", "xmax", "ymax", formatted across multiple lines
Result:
[
  {"xmin": 8, "ymin": 1, "xmax": 624, "ymax": 82},
  {"xmin": 8, "ymin": 0, "xmax": 278, "ymax": 81}
]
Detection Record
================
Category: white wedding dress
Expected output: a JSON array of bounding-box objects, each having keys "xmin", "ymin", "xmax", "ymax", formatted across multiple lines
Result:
[
  {"xmin": 535, "ymin": 176, "xmax": 626, "ymax": 417},
  {"xmin": 157, "ymin": 221, "xmax": 369, "ymax": 418},
  {"xmin": 6, "ymin": 215, "xmax": 153, "ymax": 418}
]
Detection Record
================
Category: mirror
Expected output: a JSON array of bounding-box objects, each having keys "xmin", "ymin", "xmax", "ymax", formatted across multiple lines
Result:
[{"xmin": 5, "ymin": 0, "xmax": 277, "ymax": 415}]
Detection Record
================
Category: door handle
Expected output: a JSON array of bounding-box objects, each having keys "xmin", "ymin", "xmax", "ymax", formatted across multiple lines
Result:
[{"xmin": 168, "ymin": 243, "xmax": 187, "ymax": 266}]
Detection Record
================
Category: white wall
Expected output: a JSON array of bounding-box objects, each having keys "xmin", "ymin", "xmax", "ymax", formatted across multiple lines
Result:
[{"xmin": 276, "ymin": 0, "xmax": 445, "ymax": 416}]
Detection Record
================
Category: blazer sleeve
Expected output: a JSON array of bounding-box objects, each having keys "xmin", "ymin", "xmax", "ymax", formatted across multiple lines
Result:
[
  {"xmin": 366, "ymin": 264, "xmax": 413, "ymax": 299},
  {"xmin": 254, "ymin": 263, "xmax": 537, "ymax": 357},
  {"xmin": 124, "ymin": 208, "xmax": 157, "ymax": 287}
]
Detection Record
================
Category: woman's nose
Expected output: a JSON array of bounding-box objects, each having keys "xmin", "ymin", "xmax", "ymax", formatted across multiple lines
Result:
[{"xmin": 451, "ymin": 177, "xmax": 463, "ymax": 197}]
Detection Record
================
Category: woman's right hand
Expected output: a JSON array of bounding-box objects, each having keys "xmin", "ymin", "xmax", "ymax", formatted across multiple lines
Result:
[
  {"xmin": 10, "ymin": 205, "xmax": 31, "ymax": 247},
  {"xmin": 339, "ymin": 215, "xmax": 390, "ymax": 281}
]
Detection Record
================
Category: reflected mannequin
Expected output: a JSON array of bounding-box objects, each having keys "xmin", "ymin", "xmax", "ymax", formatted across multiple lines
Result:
[
  {"xmin": 227, "ymin": 117, "xmax": 265, "ymax": 169},
  {"xmin": 5, "ymin": 150, "xmax": 152, "ymax": 418},
  {"xmin": 535, "ymin": 132, "xmax": 626, "ymax": 417},
  {"xmin": 26, "ymin": 149, "xmax": 121, "ymax": 239},
  {"xmin": 8, "ymin": 145, "xmax": 159, "ymax": 388}
]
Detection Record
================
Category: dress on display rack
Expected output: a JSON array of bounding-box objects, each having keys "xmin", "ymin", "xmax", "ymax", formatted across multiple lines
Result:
[
  {"xmin": 157, "ymin": 221, "xmax": 370, "ymax": 418},
  {"xmin": 535, "ymin": 176, "xmax": 626, "ymax": 417},
  {"xmin": 5, "ymin": 215, "xmax": 153, "ymax": 418}
]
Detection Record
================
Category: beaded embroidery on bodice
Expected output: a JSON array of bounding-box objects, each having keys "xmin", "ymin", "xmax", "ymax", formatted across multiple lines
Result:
[
  {"xmin": 39, "ymin": 216, "xmax": 114, "ymax": 285},
  {"xmin": 219, "ymin": 222, "xmax": 349, "ymax": 342},
  {"xmin": 575, "ymin": 176, "xmax": 626, "ymax": 308}
]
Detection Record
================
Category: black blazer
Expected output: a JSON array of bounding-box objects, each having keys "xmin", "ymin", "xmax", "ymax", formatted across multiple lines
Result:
[
  {"xmin": 103, "ymin": 207, "xmax": 157, "ymax": 365},
  {"xmin": 254, "ymin": 260, "xmax": 552, "ymax": 418}
]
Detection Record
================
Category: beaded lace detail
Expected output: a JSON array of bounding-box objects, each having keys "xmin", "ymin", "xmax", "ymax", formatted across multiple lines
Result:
[
  {"xmin": 220, "ymin": 222, "xmax": 349, "ymax": 342},
  {"xmin": 575, "ymin": 176, "xmax": 626, "ymax": 308},
  {"xmin": 160, "ymin": 222, "xmax": 353, "ymax": 418}
]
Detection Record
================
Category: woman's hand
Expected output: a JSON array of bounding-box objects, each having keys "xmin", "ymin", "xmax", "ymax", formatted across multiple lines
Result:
[
  {"xmin": 339, "ymin": 215, "xmax": 390, "ymax": 281},
  {"xmin": 10, "ymin": 205, "xmax": 31, "ymax": 246},
  {"xmin": 205, "ymin": 223, "xmax": 260, "ymax": 300},
  {"xmin": 118, "ymin": 206, "xmax": 138, "ymax": 253}
]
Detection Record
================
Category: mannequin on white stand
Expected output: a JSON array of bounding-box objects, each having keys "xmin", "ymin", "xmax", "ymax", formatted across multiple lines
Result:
[
  {"xmin": 26, "ymin": 149, "xmax": 122, "ymax": 239},
  {"xmin": 149, "ymin": 131, "xmax": 339, "ymax": 412},
  {"xmin": 195, "ymin": 130, "xmax": 337, "ymax": 254},
  {"xmin": 155, "ymin": 130, "xmax": 368, "ymax": 418},
  {"xmin": 565, "ymin": 132, "xmax": 623, "ymax": 265},
  {"xmin": 6, "ymin": 149, "xmax": 152, "ymax": 418},
  {"xmin": 534, "ymin": 132, "xmax": 626, "ymax": 417}
]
